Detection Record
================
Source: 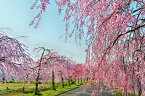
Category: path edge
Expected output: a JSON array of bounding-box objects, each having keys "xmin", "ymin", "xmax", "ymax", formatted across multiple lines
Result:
[{"xmin": 55, "ymin": 86, "xmax": 80, "ymax": 96}]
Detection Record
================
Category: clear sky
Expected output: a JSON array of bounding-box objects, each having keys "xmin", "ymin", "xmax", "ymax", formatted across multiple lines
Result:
[{"xmin": 0, "ymin": 0, "xmax": 86, "ymax": 63}]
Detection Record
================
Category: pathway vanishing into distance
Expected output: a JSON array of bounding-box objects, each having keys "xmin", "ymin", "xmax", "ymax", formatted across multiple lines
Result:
[{"xmin": 59, "ymin": 87, "xmax": 113, "ymax": 96}]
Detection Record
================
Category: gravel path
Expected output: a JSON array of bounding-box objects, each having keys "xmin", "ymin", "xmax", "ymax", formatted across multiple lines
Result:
[{"xmin": 59, "ymin": 87, "xmax": 113, "ymax": 96}]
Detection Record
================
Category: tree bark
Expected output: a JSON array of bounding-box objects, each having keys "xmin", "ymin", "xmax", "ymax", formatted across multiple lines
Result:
[
  {"xmin": 22, "ymin": 87, "xmax": 25, "ymax": 93},
  {"xmin": 60, "ymin": 72, "xmax": 64, "ymax": 88},
  {"xmin": 137, "ymin": 78, "xmax": 142, "ymax": 96},
  {"xmin": 34, "ymin": 48, "xmax": 45, "ymax": 95},
  {"xmin": 68, "ymin": 78, "xmax": 71, "ymax": 86},
  {"xmin": 34, "ymin": 75, "xmax": 39, "ymax": 95},
  {"xmin": 52, "ymin": 70, "xmax": 55, "ymax": 90},
  {"xmin": 80, "ymin": 78, "xmax": 83, "ymax": 84},
  {"xmin": 78, "ymin": 77, "xmax": 80, "ymax": 84}
]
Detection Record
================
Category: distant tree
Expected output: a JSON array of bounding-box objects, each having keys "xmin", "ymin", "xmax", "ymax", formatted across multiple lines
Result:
[
  {"xmin": 0, "ymin": 33, "xmax": 33, "ymax": 81},
  {"xmin": 40, "ymin": 51, "xmax": 76, "ymax": 89},
  {"xmin": 32, "ymin": 47, "xmax": 50, "ymax": 95},
  {"xmin": 32, "ymin": 47, "xmax": 73, "ymax": 93}
]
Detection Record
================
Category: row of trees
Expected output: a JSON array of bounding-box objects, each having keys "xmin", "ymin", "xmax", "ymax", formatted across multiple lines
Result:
[
  {"xmin": 0, "ymin": 32, "xmax": 88, "ymax": 95},
  {"xmin": 1, "ymin": 0, "xmax": 144, "ymax": 95},
  {"xmin": 31, "ymin": 47, "xmax": 91, "ymax": 94},
  {"xmin": 30, "ymin": 0, "xmax": 145, "ymax": 96}
]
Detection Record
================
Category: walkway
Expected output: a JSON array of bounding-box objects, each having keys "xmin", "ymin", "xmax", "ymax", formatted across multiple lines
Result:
[{"xmin": 59, "ymin": 87, "xmax": 113, "ymax": 96}]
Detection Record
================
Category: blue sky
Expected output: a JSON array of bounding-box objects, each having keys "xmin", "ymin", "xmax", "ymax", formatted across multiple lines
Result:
[{"xmin": 0, "ymin": 0, "xmax": 86, "ymax": 63}]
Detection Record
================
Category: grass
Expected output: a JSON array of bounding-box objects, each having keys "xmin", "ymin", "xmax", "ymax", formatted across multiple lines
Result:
[
  {"xmin": 0, "ymin": 80, "xmax": 85, "ymax": 96},
  {"xmin": 0, "ymin": 83, "xmax": 48, "ymax": 96},
  {"xmin": 112, "ymin": 89, "xmax": 137, "ymax": 96}
]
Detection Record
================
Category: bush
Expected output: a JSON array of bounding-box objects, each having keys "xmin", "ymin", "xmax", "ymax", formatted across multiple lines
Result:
[
  {"xmin": 1, "ymin": 80, "xmax": 15, "ymax": 83},
  {"xmin": 38, "ymin": 82, "xmax": 42, "ymax": 84},
  {"xmin": 30, "ymin": 81, "xmax": 35, "ymax": 84},
  {"xmin": 1, "ymin": 81, "xmax": 5, "ymax": 83},
  {"xmin": 9, "ymin": 80, "xmax": 15, "ymax": 83}
]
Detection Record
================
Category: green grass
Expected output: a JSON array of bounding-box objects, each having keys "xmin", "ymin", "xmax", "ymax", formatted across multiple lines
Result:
[
  {"xmin": 0, "ymin": 83, "xmax": 48, "ymax": 96},
  {"xmin": 1, "ymin": 85, "xmax": 79, "ymax": 96},
  {"xmin": 41, "ymin": 84, "xmax": 79, "ymax": 96},
  {"xmin": 112, "ymin": 89, "xmax": 137, "ymax": 96},
  {"xmin": 0, "ymin": 80, "xmax": 85, "ymax": 96}
]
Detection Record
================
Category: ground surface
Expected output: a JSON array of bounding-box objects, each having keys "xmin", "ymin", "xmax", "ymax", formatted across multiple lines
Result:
[
  {"xmin": 0, "ymin": 83, "xmax": 83, "ymax": 96},
  {"xmin": 59, "ymin": 87, "xmax": 113, "ymax": 96}
]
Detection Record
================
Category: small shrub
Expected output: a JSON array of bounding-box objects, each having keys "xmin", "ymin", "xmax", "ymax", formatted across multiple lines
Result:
[
  {"xmin": 30, "ymin": 81, "xmax": 35, "ymax": 84},
  {"xmin": 9, "ymin": 80, "xmax": 15, "ymax": 83},
  {"xmin": 112, "ymin": 89, "xmax": 122, "ymax": 96},
  {"xmin": 1, "ymin": 81, "xmax": 5, "ymax": 83}
]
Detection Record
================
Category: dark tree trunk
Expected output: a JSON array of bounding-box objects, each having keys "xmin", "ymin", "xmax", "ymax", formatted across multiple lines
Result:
[
  {"xmin": 138, "ymin": 78, "xmax": 142, "ymax": 96},
  {"xmin": 74, "ymin": 76, "xmax": 77, "ymax": 84},
  {"xmin": 87, "ymin": 77, "xmax": 89, "ymax": 82},
  {"xmin": 137, "ymin": 61, "xmax": 142, "ymax": 96},
  {"xmin": 52, "ymin": 70, "xmax": 55, "ymax": 90},
  {"xmin": 75, "ymin": 78, "xmax": 77, "ymax": 84},
  {"xmin": 78, "ymin": 77, "xmax": 80, "ymax": 84},
  {"xmin": 71, "ymin": 79, "xmax": 75, "ymax": 84},
  {"xmin": 6, "ymin": 87, "xmax": 9, "ymax": 90},
  {"xmin": 80, "ymin": 78, "xmax": 83, "ymax": 84},
  {"xmin": 34, "ymin": 75, "xmax": 39, "ymax": 95},
  {"xmin": 2, "ymin": 77, "xmax": 5, "ymax": 81},
  {"xmin": 68, "ymin": 78, "xmax": 71, "ymax": 86},
  {"xmin": 34, "ymin": 48, "xmax": 45, "ymax": 95},
  {"xmin": 132, "ymin": 66, "xmax": 136, "ymax": 95},
  {"xmin": 123, "ymin": 87, "xmax": 128, "ymax": 96},
  {"xmin": 61, "ymin": 77, "xmax": 64, "ymax": 88},
  {"xmin": 61, "ymin": 73, "xmax": 64, "ymax": 88},
  {"xmin": 22, "ymin": 87, "xmax": 25, "ymax": 93}
]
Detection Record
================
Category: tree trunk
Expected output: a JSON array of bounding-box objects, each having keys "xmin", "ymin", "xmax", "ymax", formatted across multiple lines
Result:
[
  {"xmin": 34, "ymin": 75, "xmax": 39, "ymax": 95},
  {"xmin": 81, "ymin": 78, "xmax": 83, "ymax": 84},
  {"xmin": 68, "ymin": 78, "xmax": 71, "ymax": 86},
  {"xmin": 137, "ymin": 63, "xmax": 142, "ymax": 96},
  {"xmin": 6, "ymin": 87, "xmax": 9, "ymax": 90},
  {"xmin": 78, "ymin": 77, "xmax": 80, "ymax": 84},
  {"xmin": 22, "ymin": 87, "xmax": 25, "ymax": 93},
  {"xmin": 61, "ymin": 76, "xmax": 64, "ymax": 88},
  {"xmin": 86, "ymin": 77, "xmax": 89, "ymax": 82},
  {"xmin": 123, "ymin": 87, "xmax": 128, "ymax": 96},
  {"xmin": 137, "ymin": 78, "xmax": 142, "ymax": 96},
  {"xmin": 71, "ymin": 79, "xmax": 75, "ymax": 84},
  {"xmin": 75, "ymin": 79, "xmax": 77, "ymax": 84},
  {"xmin": 34, "ymin": 48, "xmax": 45, "ymax": 95},
  {"xmin": 52, "ymin": 70, "xmax": 55, "ymax": 90}
]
